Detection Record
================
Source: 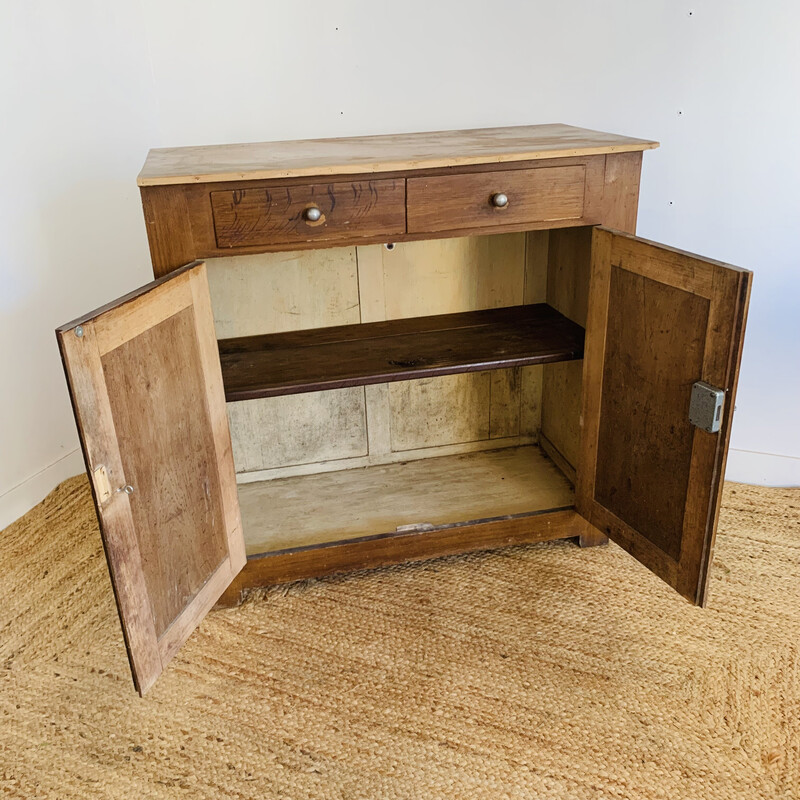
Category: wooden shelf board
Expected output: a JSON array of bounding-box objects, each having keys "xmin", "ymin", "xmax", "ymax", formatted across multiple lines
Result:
[
  {"xmin": 239, "ymin": 444, "xmax": 575, "ymax": 557},
  {"xmin": 219, "ymin": 303, "xmax": 584, "ymax": 402}
]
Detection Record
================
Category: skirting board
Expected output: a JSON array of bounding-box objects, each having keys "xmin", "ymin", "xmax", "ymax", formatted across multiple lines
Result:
[
  {"xmin": 725, "ymin": 448, "xmax": 800, "ymax": 488},
  {"xmin": 0, "ymin": 449, "xmax": 85, "ymax": 531}
]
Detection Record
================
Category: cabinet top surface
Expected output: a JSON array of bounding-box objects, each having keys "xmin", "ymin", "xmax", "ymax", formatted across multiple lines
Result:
[{"xmin": 137, "ymin": 123, "xmax": 659, "ymax": 187}]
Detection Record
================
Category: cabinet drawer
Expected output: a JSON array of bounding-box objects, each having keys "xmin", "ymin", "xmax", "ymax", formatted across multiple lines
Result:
[
  {"xmin": 211, "ymin": 178, "xmax": 406, "ymax": 248},
  {"xmin": 407, "ymin": 165, "xmax": 588, "ymax": 234}
]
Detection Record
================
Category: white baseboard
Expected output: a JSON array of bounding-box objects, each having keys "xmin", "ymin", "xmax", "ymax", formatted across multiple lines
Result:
[
  {"xmin": 0, "ymin": 450, "xmax": 86, "ymax": 531},
  {"xmin": 725, "ymin": 448, "xmax": 800, "ymax": 487}
]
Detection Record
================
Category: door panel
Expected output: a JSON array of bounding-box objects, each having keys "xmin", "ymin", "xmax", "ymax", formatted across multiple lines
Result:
[
  {"xmin": 57, "ymin": 262, "xmax": 244, "ymax": 694},
  {"xmin": 578, "ymin": 228, "xmax": 750, "ymax": 605}
]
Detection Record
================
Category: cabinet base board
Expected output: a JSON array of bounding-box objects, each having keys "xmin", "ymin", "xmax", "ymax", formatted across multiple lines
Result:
[{"xmin": 216, "ymin": 508, "xmax": 584, "ymax": 607}]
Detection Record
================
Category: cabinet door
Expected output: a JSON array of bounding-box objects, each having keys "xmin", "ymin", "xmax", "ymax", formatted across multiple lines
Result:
[
  {"xmin": 57, "ymin": 261, "xmax": 245, "ymax": 695},
  {"xmin": 577, "ymin": 228, "xmax": 750, "ymax": 605}
]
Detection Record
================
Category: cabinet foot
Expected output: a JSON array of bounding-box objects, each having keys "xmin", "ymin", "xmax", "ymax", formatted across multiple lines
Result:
[{"xmin": 578, "ymin": 527, "xmax": 609, "ymax": 548}]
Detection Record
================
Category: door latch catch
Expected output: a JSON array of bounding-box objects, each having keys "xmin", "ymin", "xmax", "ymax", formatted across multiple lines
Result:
[{"xmin": 689, "ymin": 381, "xmax": 725, "ymax": 433}]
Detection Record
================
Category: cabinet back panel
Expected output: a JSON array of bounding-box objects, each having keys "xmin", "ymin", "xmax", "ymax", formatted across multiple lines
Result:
[
  {"xmin": 206, "ymin": 234, "xmax": 546, "ymax": 481},
  {"xmin": 226, "ymin": 389, "xmax": 368, "ymax": 472},
  {"xmin": 102, "ymin": 306, "xmax": 228, "ymax": 638}
]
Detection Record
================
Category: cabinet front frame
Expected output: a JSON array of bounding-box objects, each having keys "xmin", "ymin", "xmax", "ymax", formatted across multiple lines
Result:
[
  {"xmin": 138, "ymin": 151, "xmax": 648, "ymax": 605},
  {"xmin": 141, "ymin": 153, "xmax": 643, "ymax": 278}
]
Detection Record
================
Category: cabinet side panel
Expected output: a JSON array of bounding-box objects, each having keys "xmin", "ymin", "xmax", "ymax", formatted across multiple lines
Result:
[
  {"xmin": 541, "ymin": 227, "xmax": 593, "ymax": 470},
  {"xmin": 520, "ymin": 231, "xmax": 549, "ymax": 440},
  {"xmin": 539, "ymin": 153, "xmax": 644, "ymax": 472},
  {"xmin": 601, "ymin": 152, "xmax": 643, "ymax": 234},
  {"xmin": 140, "ymin": 186, "xmax": 196, "ymax": 278}
]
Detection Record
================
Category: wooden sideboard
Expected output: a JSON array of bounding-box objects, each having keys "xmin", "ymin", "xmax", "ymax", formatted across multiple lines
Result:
[{"xmin": 57, "ymin": 124, "xmax": 751, "ymax": 695}]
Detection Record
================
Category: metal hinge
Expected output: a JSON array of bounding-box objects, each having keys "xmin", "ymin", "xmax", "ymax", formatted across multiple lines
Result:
[{"xmin": 689, "ymin": 381, "xmax": 725, "ymax": 433}]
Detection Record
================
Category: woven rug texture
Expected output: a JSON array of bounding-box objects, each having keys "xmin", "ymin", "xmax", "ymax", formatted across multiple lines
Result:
[{"xmin": 1, "ymin": 474, "xmax": 799, "ymax": 799}]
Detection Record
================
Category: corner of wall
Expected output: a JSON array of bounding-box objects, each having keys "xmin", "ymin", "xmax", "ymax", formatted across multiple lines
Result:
[
  {"xmin": 0, "ymin": 450, "xmax": 86, "ymax": 531},
  {"xmin": 725, "ymin": 449, "xmax": 800, "ymax": 488}
]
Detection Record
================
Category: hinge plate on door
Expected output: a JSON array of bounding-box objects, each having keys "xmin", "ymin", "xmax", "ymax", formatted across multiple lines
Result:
[
  {"xmin": 93, "ymin": 465, "xmax": 113, "ymax": 503},
  {"xmin": 689, "ymin": 381, "xmax": 725, "ymax": 433}
]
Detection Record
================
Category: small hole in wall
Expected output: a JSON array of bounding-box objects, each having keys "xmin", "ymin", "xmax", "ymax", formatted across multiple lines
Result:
[
  {"xmin": 669, "ymin": 201, "xmax": 674, "ymax": 205},
  {"xmin": 384, "ymin": 242, "xmax": 396, "ymax": 251}
]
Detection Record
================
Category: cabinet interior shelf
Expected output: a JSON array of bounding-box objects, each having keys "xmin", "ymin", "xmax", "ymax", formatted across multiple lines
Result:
[{"xmin": 218, "ymin": 303, "xmax": 585, "ymax": 402}]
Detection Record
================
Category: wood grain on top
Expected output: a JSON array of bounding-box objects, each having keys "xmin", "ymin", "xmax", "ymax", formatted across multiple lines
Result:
[{"xmin": 138, "ymin": 124, "xmax": 658, "ymax": 186}]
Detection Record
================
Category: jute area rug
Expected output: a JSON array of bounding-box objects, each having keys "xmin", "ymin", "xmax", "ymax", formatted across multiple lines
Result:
[{"xmin": 1, "ymin": 475, "xmax": 798, "ymax": 799}]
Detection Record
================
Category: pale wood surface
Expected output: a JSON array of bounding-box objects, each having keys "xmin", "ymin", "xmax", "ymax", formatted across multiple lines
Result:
[
  {"xmin": 577, "ymin": 228, "xmax": 751, "ymax": 604},
  {"xmin": 206, "ymin": 247, "xmax": 360, "ymax": 339},
  {"xmin": 520, "ymin": 230, "xmax": 549, "ymax": 439},
  {"xmin": 57, "ymin": 262, "xmax": 244, "ymax": 694},
  {"xmin": 239, "ymin": 445, "xmax": 574, "ymax": 556},
  {"xmin": 138, "ymin": 124, "xmax": 658, "ymax": 186},
  {"xmin": 206, "ymin": 248, "xmax": 369, "ymax": 474},
  {"xmin": 361, "ymin": 235, "xmax": 531, "ymax": 456},
  {"xmin": 541, "ymin": 227, "xmax": 594, "ymax": 470},
  {"xmin": 101, "ymin": 306, "xmax": 230, "ymax": 638}
]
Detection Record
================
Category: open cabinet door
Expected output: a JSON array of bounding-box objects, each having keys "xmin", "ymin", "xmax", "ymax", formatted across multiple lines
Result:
[
  {"xmin": 56, "ymin": 261, "xmax": 245, "ymax": 695},
  {"xmin": 577, "ymin": 228, "xmax": 750, "ymax": 605}
]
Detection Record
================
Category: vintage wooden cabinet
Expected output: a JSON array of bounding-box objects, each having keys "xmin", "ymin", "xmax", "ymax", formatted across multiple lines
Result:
[{"xmin": 57, "ymin": 125, "xmax": 751, "ymax": 695}]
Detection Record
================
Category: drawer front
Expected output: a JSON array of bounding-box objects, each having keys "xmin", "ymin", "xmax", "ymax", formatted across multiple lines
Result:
[
  {"xmin": 407, "ymin": 165, "xmax": 588, "ymax": 234},
  {"xmin": 211, "ymin": 178, "xmax": 406, "ymax": 248}
]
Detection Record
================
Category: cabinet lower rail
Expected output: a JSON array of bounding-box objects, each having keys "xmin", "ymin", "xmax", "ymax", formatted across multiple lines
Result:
[{"xmin": 216, "ymin": 508, "xmax": 588, "ymax": 607}]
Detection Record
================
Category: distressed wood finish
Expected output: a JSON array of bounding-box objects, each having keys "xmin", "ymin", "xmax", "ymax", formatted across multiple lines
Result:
[
  {"xmin": 205, "ymin": 248, "xmax": 368, "ymax": 476},
  {"xmin": 58, "ymin": 124, "xmax": 760, "ymax": 697},
  {"xmin": 138, "ymin": 124, "xmax": 658, "ymax": 186},
  {"xmin": 239, "ymin": 445, "xmax": 573, "ymax": 555},
  {"xmin": 140, "ymin": 186, "xmax": 196, "ymax": 277},
  {"xmin": 538, "ymin": 152, "xmax": 644, "ymax": 548},
  {"xmin": 600, "ymin": 152, "xmax": 643, "ymax": 232},
  {"xmin": 141, "ymin": 154, "xmax": 625, "ymax": 277},
  {"xmin": 211, "ymin": 178, "xmax": 405, "ymax": 249},
  {"xmin": 358, "ymin": 234, "xmax": 533, "ymax": 459},
  {"xmin": 218, "ymin": 304, "xmax": 585, "ymax": 401},
  {"xmin": 577, "ymin": 228, "xmax": 751, "ymax": 605},
  {"xmin": 56, "ymin": 262, "xmax": 245, "ymax": 695},
  {"xmin": 541, "ymin": 227, "xmax": 594, "ymax": 472},
  {"xmin": 407, "ymin": 164, "xmax": 591, "ymax": 233}
]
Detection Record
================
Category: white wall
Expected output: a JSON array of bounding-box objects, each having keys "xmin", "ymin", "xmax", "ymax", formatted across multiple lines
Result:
[{"xmin": 1, "ymin": 0, "xmax": 798, "ymax": 528}]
